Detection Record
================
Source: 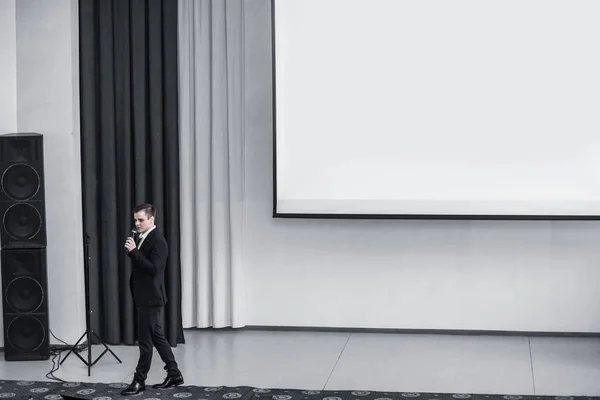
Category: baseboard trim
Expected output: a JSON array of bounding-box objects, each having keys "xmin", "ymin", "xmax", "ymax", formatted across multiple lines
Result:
[
  {"xmin": 0, "ymin": 343, "xmax": 88, "ymax": 353},
  {"xmin": 240, "ymin": 325, "xmax": 600, "ymax": 337},
  {"xmin": 2, "ymin": 328, "xmax": 597, "ymax": 356}
]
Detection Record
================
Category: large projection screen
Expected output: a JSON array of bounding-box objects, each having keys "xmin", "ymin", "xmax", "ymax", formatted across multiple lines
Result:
[{"xmin": 272, "ymin": 0, "xmax": 600, "ymax": 219}]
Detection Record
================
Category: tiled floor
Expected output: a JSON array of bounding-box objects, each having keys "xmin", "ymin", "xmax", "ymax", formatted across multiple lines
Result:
[{"xmin": 1, "ymin": 329, "xmax": 600, "ymax": 396}]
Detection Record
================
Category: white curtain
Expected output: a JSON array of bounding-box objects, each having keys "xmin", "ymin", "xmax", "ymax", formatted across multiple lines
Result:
[{"xmin": 178, "ymin": 0, "xmax": 246, "ymax": 328}]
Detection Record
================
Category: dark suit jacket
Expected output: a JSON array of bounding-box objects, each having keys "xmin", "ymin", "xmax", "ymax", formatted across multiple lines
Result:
[{"xmin": 127, "ymin": 228, "xmax": 169, "ymax": 306}]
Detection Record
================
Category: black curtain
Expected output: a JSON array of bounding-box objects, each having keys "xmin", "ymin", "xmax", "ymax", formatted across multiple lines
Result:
[{"xmin": 79, "ymin": 0, "xmax": 184, "ymax": 346}]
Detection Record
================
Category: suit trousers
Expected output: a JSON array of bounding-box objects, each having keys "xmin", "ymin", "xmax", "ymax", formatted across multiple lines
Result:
[{"xmin": 134, "ymin": 306, "xmax": 179, "ymax": 382}]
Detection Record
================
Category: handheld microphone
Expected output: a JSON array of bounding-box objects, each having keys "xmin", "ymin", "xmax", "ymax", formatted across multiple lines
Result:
[{"xmin": 125, "ymin": 230, "xmax": 137, "ymax": 253}]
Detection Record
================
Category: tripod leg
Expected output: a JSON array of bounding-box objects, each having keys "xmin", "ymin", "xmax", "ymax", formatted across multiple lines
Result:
[
  {"xmin": 90, "ymin": 348, "xmax": 110, "ymax": 367},
  {"xmin": 90, "ymin": 330, "xmax": 122, "ymax": 363},
  {"xmin": 87, "ymin": 329, "xmax": 91, "ymax": 376},
  {"xmin": 59, "ymin": 331, "xmax": 88, "ymax": 365}
]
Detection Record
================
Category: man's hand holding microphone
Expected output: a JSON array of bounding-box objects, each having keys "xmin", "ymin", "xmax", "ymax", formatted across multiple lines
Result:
[{"xmin": 124, "ymin": 230, "xmax": 137, "ymax": 253}]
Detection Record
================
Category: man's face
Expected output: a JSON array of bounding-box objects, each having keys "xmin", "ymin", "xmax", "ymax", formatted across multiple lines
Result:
[{"xmin": 134, "ymin": 211, "xmax": 154, "ymax": 233}]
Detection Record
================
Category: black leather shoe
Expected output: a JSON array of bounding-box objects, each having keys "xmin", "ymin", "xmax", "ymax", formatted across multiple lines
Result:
[
  {"xmin": 121, "ymin": 380, "xmax": 145, "ymax": 396},
  {"xmin": 152, "ymin": 374, "xmax": 184, "ymax": 389}
]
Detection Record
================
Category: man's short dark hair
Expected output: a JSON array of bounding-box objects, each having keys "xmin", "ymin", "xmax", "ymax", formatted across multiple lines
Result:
[{"xmin": 132, "ymin": 203, "xmax": 155, "ymax": 218}]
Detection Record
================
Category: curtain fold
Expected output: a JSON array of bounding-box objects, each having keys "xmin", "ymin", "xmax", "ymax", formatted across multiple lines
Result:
[
  {"xmin": 179, "ymin": 0, "xmax": 247, "ymax": 328},
  {"xmin": 79, "ymin": 0, "xmax": 184, "ymax": 346}
]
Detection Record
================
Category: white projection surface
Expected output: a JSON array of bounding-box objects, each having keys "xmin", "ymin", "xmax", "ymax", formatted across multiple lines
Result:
[{"xmin": 273, "ymin": 0, "xmax": 600, "ymax": 218}]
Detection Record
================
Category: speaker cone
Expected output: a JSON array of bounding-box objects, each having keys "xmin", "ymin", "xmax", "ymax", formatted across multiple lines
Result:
[
  {"xmin": 6, "ymin": 276, "xmax": 44, "ymax": 313},
  {"xmin": 1, "ymin": 163, "xmax": 40, "ymax": 200},
  {"xmin": 7, "ymin": 316, "xmax": 45, "ymax": 352},
  {"xmin": 3, "ymin": 203, "xmax": 42, "ymax": 240}
]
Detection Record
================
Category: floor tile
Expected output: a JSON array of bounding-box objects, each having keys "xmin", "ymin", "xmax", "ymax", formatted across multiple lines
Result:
[
  {"xmin": 530, "ymin": 336, "xmax": 600, "ymax": 396},
  {"xmin": 326, "ymin": 333, "xmax": 534, "ymax": 395}
]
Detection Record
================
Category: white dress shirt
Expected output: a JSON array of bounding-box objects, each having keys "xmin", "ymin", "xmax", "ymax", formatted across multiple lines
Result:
[{"xmin": 137, "ymin": 225, "xmax": 156, "ymax": 249}]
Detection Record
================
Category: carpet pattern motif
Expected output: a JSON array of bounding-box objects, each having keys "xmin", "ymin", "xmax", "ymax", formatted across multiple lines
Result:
[{"xmin": 0, "ymin": 380, "xmax": 597, "ymax": 400}]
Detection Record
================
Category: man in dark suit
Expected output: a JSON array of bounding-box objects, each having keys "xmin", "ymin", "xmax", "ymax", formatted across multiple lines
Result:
[{"xmin": 121, "ymin": 203, "xmax": 184, "ymax": 396}]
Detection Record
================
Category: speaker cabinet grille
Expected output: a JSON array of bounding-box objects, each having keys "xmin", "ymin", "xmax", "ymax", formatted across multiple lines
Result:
[
  {"xmin": 1, "ymin": 248, "xmax": 49, "ymax": 360},
  {"xmin": 3, "ymin": 203, "xmax": 43, "ymax": 240},
  {"xmin": 6, "ymin": 276, "xmax": 44, "ymax": 313},
  {"xmin": 0, "ymin": 133, "xmax": 48, "ymax": 361},
  {"xmin": 1, "ymin": 163, "xmax": 41, "ymax": 201},
  {"xmin": 6, "ymin": 315, "xmax": 47, "ymax": 352},
  {"xmin": 0, "ymin": 135, "xmax": 43, "ymax": 164},
  {"xmin": 0, "ymin": 133, "xmax": 46, "ymax": 249}
]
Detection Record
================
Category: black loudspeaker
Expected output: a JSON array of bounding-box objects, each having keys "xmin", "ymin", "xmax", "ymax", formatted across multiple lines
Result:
[
  {"xmin": 0, "ymin": 133, "xmax": 46, "ymax": 248},
  {"xmin": 0, "ymin": 133, "xmax": 49, "ymax": 361},
  {"xmin": 1, "ymin": 249, "xmax": 49, "ymax": 360}
]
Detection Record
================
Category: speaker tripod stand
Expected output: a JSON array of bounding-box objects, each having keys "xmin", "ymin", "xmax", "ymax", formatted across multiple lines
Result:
[{"xmin": 60, "ymin": 234, "xmax": 122, "ymax": 376}]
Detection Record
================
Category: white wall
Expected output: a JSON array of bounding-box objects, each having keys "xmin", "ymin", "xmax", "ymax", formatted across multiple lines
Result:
[
  {"xmin": 243, "ymin": 0, "xmax": 600, "ymax": 333},
  {"xmin": 0, "ymin": 0, "xmax": 17, "ymax": 344},
  {"xmin": 0, "ymin": 0, "xmax": 84, "ymax": 347},
  {"xmin": 0, "ymin": 0, "xmax": 17, "ymax": 134}
]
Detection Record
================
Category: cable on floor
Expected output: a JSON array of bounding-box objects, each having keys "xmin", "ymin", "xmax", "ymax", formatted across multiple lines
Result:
[{"xmin": 46, "ymin": 328, "xmax": 89, "ymax": 383}]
